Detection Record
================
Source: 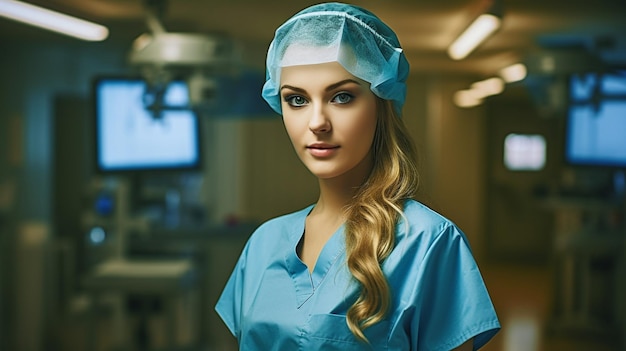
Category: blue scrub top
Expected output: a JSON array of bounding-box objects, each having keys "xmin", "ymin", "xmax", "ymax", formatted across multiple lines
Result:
[{"xmin": 216, "ymin": 200, "xmax": 500, "ymax": 350}]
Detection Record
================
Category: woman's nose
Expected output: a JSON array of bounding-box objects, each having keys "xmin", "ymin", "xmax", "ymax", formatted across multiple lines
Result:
[{"xmin": 308, "ymin": 104, "xmax": 331, "ymax": 133}]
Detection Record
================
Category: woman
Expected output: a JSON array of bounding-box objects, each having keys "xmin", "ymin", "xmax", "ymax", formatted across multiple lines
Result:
[{"xmin": 216, "ymin": 3, "xmax": 500, "ymax": 350}]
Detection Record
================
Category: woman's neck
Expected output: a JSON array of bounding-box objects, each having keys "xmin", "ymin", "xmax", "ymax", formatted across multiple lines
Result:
[
  {"xmin": 312, "ymin": 150, "xmax": 374, "ymax": 218},
  {"xmin": 313, "ymin": 171, "xmax": 367, "ymax": 220}
]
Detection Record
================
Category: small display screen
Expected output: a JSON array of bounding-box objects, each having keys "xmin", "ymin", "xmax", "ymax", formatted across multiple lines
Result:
[{"xmin": 504, "ymin": 133, "xmax": 546, "ymax": 171}]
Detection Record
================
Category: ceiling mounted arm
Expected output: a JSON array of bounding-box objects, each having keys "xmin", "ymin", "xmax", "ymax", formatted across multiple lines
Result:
[
  {"xmin": 144, "ymin": 0, "xmax": 167, "ymax": 34},
  {"xmin": 129, "ymin": 0, "xmax": 242, "ymax": 116}
]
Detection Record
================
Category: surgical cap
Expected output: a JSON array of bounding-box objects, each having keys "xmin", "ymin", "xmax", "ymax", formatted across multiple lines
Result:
[{"xmin": 261, "ymin": 2, "xmax": 410, "ymax": 115}]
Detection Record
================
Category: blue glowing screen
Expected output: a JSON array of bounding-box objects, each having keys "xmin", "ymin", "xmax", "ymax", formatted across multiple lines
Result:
[
  {"xmin": 95, "ymin": 78, "xmax": 201, "ymax": 172},
  {"xmin": 565, "ymin": 71, "xmax": 626, "ymax": 168}
]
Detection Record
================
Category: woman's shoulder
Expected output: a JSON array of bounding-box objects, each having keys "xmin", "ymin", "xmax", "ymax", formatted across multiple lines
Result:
[
  {"xmin": 389, "ymin": 199, "xmax": 473, "ymax": 270},
  {"xmin": 402, "ymin": 199, "xmax": 456, "ymax": 230},
  {"xmin": 399, "ymin": 199, "xmax": 466, "ymax": 245}
]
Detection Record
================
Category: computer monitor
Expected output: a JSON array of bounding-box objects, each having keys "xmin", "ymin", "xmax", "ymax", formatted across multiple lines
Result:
[
  {"xmin": 94, "ymin": 77, "xmax": 202, "ymax": 173},
  {"xmin": 565, "ymin": 70, "xmax": 626, "ymax": 168}
]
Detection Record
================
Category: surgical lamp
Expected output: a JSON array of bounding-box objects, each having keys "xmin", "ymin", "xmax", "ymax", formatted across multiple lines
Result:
[{"xmin": 128, "ymin": 5, "xmax": 239, "ymax": 116}]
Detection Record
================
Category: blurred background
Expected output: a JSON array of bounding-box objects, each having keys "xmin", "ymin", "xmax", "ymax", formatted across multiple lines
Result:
[{"xmin": 0, "ymin": 0, "xmax": 625, "ymax": 350}]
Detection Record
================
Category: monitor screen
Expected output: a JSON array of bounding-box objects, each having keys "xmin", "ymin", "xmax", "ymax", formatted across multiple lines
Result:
[
  {"xmin": 94, "ymin": 77, "xmax": 201, "ymax": 172},
  {"xmin": 565, "ymin": 71, "xmax": 626, "ymax": 168},
  {"xmin": 504, "ymin": 133, "xmax": 546, "ymax": 171}
]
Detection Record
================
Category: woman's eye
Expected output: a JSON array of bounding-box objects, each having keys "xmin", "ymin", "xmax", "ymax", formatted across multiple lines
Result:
[
  {"xmin": 332, "ymin": 92, "xmax": 354, "ymax": 104},
  {"xmin": 285, "ymin": 95, "xmax": 308, "ymax": 107}
]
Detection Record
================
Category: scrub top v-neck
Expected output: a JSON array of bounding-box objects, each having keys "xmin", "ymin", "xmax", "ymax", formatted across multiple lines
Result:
[
  {"xmin": 216, "ymin": 200, "xmax": 500, "ymax": 351},
  {"xmin": 288, "ymin": 208, "xmax": 346, "ymax": 309}
]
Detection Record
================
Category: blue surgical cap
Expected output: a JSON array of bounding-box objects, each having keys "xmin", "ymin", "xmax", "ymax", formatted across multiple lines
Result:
[{"xmin": 261, "ymin": 2, "xmax": 410, "ymax": 115}]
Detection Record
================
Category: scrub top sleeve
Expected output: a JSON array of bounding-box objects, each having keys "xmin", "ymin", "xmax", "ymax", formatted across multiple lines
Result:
[
  {"xmin": 417, "ymin": 225, "xmax": 500, "ymax": 351},
  {"xmin": 215, "ymin": 243, "xmax": 249, "ymax": 339}
]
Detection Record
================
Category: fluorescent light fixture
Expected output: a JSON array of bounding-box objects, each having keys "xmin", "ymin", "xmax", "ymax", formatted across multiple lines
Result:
[
  {"xmin": 0, "ymin": 0, "xmax": 108, "ymax": 41},
  {"xmin": 471, "ymin": 77, "xmax": 504, "ymax": 97},
  {"xmin": 453, "ymin": 89, "xmax": 483, "ymax": 108},
  {"xmin": 453, "ymin": 76, "xmax": 505, "ymax": 108},
  {"xmin": 448, "ymin": 14, "xmax": 501, "ymax": 60},
  {"xmin": 500, "ymin": 63, "xmax": 527, "ymax": 83}
]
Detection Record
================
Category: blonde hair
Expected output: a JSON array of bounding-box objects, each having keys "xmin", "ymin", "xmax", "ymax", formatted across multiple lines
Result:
[{"xmin": 344, "ymin": 98, "xmax": 419, "ymax": 341}]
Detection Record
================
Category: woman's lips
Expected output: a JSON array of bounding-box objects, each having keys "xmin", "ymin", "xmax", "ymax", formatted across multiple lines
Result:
[{"xmin": 307, "ymin": 143, "xmax": 339, "ymax": 157}]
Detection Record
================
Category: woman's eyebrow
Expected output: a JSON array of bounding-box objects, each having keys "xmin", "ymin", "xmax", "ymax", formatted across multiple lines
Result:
[
  {"xmin": 280, "ymin": 85, "xmax": 305, "ymax": 93},
  {"xmin": 324, "ymin": 79, "xmax": 361, "ymax": 92},
  {"xmin": 280, "ymin": 79, "xmax": 362, "ymax": 93}
]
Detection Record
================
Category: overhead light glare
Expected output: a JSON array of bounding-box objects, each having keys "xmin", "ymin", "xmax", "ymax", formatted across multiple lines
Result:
[
  {"xmin": 500, "ymin": 63, "xmax": 527, "ymax": 83},
  {"xmin": 448, "ymin": 14, "xmax": 501, "ymax": 60},
  {"xmin": 0, "ymin": 0, "xmax": 108, "ymax": 41},
  {"xmin": 454, "ymin": 76, "xmax": 506, "ymax": 108},
  {"xmin": 471, "ymin": 77, "xmax": 505, "ymax": 97},
  {"xmin": 453, "ymin": 89, "xmax": 483, "ymax": 108}
]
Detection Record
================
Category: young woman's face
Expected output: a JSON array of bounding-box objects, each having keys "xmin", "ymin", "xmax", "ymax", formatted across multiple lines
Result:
[{"xmin": 280, "ymin": 62, "xmax": 378, "ymax": 181}]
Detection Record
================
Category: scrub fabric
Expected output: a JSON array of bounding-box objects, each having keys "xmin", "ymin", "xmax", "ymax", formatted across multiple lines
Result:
[{"xmin": 216, "ymin": 199, "xmax": 500, "ymax": 350}]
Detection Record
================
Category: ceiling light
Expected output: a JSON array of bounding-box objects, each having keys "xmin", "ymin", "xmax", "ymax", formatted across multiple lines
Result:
[
  {"xmin": 499, "ymin": 63, "xmax": 527, "ymax": 83},
  {"xmin": 454, "ymin": 76, "xmax": 506, "ymax": 108},
  {"xmin": 448, "ymin": 13, "xmax": 501, "ymax": 60},
  {"xmin": 0, "ymin": 0, "xmax": 108, "ymax": 41},
  {"xmin": 471, "ymin": 77, "xmax": 505, "ymax": 97},
  {"xmin": 453, "ymin": 89, "xmax": 483, "ymax": 108}
]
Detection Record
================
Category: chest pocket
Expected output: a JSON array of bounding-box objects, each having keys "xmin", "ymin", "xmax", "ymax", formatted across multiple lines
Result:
[{"xmin": 306, "ymin": 314, "xmax": 390, "ymax": 350}]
